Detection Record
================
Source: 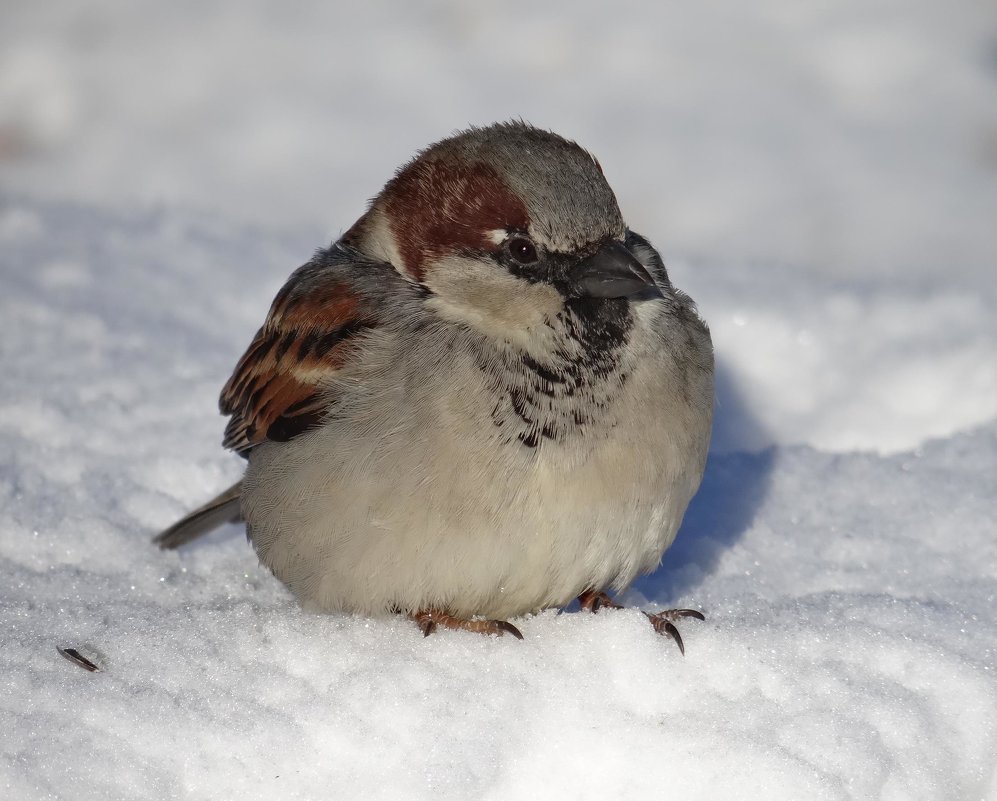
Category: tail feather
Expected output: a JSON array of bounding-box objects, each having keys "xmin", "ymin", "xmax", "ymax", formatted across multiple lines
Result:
[{"xmin": 153, "ymin": 480, "xmax": 243, "ymax": 549}]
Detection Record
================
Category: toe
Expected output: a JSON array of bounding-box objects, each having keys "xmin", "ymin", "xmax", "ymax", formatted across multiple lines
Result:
[
  {"xmin": 644, "ymin": 607, "xmax": 705, "ymax": 655},
  {"xmin": 495, "ymin": 620, "xmax": 524, "ymax": 640}
]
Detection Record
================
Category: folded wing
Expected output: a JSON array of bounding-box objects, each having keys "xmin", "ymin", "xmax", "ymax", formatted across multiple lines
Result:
[{"xmin": 220, "ymin": 257, "xmax": 375, "ymax": 455}]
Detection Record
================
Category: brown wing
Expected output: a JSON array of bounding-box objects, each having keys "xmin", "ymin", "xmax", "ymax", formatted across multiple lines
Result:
[{"xmin": 220, "ymin": 262, "xmax": 373, "ymax": 455}]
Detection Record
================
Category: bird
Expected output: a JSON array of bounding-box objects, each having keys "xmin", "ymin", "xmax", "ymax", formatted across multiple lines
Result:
[{"xmin": 154, "ymin": 121, "xmax": 714, "ymax": 652}]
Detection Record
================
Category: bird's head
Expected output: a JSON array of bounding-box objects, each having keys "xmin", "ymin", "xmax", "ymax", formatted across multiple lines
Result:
[{"xmin": 342, "ymin": 122, "xmax": 664, "ymax": 347}]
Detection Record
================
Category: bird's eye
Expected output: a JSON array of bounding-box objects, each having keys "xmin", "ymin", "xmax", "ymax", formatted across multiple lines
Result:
[{"xmin": 506, "ymin": 236, "xmax": 538, "ymax": 265}]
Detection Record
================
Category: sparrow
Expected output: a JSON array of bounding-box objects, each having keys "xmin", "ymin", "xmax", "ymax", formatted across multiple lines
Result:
[{"xmin": 155, "ymin": 121, "xmax": 714, "ymax": 651}]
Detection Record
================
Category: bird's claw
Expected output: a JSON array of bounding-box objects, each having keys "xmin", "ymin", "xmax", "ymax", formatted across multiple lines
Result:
[
  {"xmin": 418, "ymin": 617, "xmax": 437, "ymax": 637},
  {"xmin": 644, "ymin": 608, "xmax": 706, "ymax": 655},
  {"xmin": 494, "ymin": 620, "xmax": 525, "ymax": 639},
  {"xmin": 412, "ymin": 610, "xmax": 523, "ymax": 640},
  {"xmin": 578, "ymin": 591, "xmax": 704, "ymax": 655},
  {"xmin": 577, "ymin": 590, "xmax": 623, "ymax": 613}
]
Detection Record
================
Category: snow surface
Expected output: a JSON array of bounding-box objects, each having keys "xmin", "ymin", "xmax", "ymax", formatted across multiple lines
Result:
[{"xmin": 2, "ymin": 2, "xmax": 997, "ymax": 799}]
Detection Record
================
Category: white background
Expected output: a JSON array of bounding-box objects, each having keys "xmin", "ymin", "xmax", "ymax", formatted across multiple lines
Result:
[{"xmin": 2, "ymin": 2, "xmax": 996, "ymax": 798}]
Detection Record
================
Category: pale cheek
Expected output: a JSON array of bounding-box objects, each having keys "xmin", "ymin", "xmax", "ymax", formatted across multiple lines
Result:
[
  {"xmin": 633, "ymin": 296, "xmax": 665, "ymax": 328},
  {"xmin": 356, "ymin": 207, "xmax": 410, "ymax": 278},
  {"xmin": 423, "ymin": 258, "xmax": 564, "ymax": 344}
]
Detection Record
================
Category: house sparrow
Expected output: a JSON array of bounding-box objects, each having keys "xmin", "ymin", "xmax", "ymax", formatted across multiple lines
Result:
[{"xmin": 155, "ymin": 122, "xmax": 714, "ymax": 651}]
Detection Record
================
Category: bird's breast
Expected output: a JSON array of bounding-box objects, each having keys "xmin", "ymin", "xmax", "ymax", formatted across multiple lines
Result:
[{"xmin": 241, "ymin": 325, "xmax": 711, "ymax": 619}]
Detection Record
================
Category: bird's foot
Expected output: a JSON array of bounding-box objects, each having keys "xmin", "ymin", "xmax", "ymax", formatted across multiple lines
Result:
[
  {"xmin": 577, "ymin": 590, "xmax": 705, "ymax": 655},
  {"xmin": 644, "ymin": 608, "xmax": 706, "ymax": 655},
  {"xmin": 577, "ymin": 589, "xmax": 624, "ymax": 612},
  {"xmin": 411, "ymin": 609, "xmax": 524, "ymax": 640}
]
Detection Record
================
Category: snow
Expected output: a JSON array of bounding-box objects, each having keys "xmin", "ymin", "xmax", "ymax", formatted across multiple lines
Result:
[{"xmin": 2, "ymin": 2, "xmax": 996, "ymax": 799}]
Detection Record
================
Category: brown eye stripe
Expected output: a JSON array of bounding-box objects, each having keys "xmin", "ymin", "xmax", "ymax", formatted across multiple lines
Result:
[{"xmin": 384, "ymin": 158, "xmax": 529, "ymax": 280}]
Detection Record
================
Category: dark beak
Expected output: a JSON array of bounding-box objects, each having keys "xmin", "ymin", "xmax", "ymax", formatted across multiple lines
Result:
[{"xmin": 571, "ymin": 240, "xmax": 663, "ymax": 299}]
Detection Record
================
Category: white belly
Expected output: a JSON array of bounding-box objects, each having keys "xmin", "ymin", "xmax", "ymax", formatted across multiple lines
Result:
[{"xmin": 241, "ymin": 343, "xmax": 711, "ymax": 620}]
